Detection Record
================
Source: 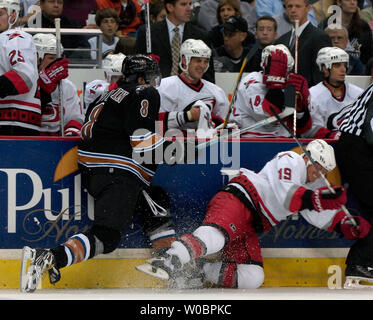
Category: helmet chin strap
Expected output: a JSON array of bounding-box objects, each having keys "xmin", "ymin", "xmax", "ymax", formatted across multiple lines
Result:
[{"xmin": 8, "ymin": 11, "xmax": 18, "ymax": 29}]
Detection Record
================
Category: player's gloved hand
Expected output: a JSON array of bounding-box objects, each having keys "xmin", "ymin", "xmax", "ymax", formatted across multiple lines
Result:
[
  {"xmin": 340, "ymin": 215, "xmax": 371, "ymax": 240},
  {"xmin": 312, "ymin": 186, "xmax": 347, "ymax": 212},
  {"xmin": 286, "ymin": 73, "xmax": 310, "ymax": 111},
  {"xmin": 39, "ymin": 57, "xmax": 70, "ymax": 93},
  {"xmin": 263, "ymin": 49, "xmax": 288, "ymax": 89}
]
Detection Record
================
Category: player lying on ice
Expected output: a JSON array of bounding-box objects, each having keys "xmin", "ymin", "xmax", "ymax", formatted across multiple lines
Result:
[{"xmin": 136, "ymin": 139, "xmax": 371, "ymax": 289}]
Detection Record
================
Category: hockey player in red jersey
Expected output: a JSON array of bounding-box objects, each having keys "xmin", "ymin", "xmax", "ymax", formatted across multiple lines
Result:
[
  {"xmin": 137, "ymin": 139, "xmax": 370, "ymax": 289},
  {"xmin": 20, "ymin": 55, "xmax": 176, "ymax": 293},
  {"xmin": 232, "ymin": 44, "xmax": 312, "ymax": 138},
  {"xmin": 33, "ymin": 33, "xmax": 84, "ymax": 136},
  {"xmin": 0, "ymin": 0, "xmax": 40, "ymax": 135}
]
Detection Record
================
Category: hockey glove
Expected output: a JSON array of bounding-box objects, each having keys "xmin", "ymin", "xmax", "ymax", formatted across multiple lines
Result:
[
  {"xmin": 263, "ymin": 49, "xmax": 288, "ymax": 89},
  {"xmin": 286, "ymin": 73, "xmax": 310, "ymax": 111},
  {"xmin": 340, "ymin": 215, "xmax": 371, "ymax": 240},
  {"xmin": 312, "ymin": 186, "xmax": 347, "ymax": 212},
  {"xmin": 39, "ymin": 58, "xmax": 70, "ymax": 93}
]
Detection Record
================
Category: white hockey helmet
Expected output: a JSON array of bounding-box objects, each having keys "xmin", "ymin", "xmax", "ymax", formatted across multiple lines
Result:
[
  {"xmin": 316, "ymin": 46, "xmax": 349, "ymax": 71},
  {"xmin": 0, "ymin": 0, "xmax": 20, "ymax": 27},
  {"xmin": 33, "ymin": 33, "xmax": 64, "ymax": 60},
  {"xmin": 261, "ymin": 44, "xmax": 294, "ymax": 72},
  {"xmin": 305, "ymin": 139, "xmax": 336, "ymax": 172},
  {"xmin": 103, "ymin": 53, "xmax": 126, "ymax": 76},
  {"xmin": 0, "ymin": 0, "xmax": 19, "ymax": 16},
  {"xmin": 179, "ymin": 39, "xmax": 211, "ymax": 73}
]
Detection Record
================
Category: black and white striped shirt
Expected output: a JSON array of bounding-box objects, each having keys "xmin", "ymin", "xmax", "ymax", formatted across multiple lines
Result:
[{"xmin": 328, "ymin": 82, "xmax": 373, "ymax": 136}]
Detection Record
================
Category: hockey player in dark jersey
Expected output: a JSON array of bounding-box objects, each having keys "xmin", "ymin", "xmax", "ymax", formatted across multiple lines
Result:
[{"xmin": 20, "ymin": 54, "xmax": 176, "ymax": 293}]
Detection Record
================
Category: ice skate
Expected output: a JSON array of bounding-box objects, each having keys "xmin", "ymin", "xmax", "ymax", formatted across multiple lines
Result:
[
  {"xmin": 136, "ymin": 254, "xmax": 181, "ymax": 281},
  {"xmin": 169, "ymin": 260, "xmax": 205, "ymax": 289},
  {"xmin": 344, "ymin": 265, "xmax": 373, "ymax": 289},
  {"xmin": 20, "ymin": 246, "xmax": 58, "ymax": 293}
]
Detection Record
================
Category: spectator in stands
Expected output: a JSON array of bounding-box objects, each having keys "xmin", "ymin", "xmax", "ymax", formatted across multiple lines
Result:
[
  {"xmin": 273, "ymin": 0, "xmax": 318, "ymax": 37},
  {"xmin": 360, "ymin": 0, "xmax": 373, "ymax": 23},
  {"xmin": 213, "ymin": 15, "xmax": 255, "ymax": 72},
  {"xmin": 196, "ymin": 0, "xmax": 258, "ymax": 35},
  {"xmin": 325, "ymin": 26, "xmax": 365, "ymax": 75},
  {"xmin": 88, "ymin": 8, "xmax": 120, "ymax": 60},
  {"xmin": 311, "ymin": 0, "xmax": 334, "ymax": 24},
  {"xmin": 135, "ymin": 0, "xmax": 215, "ymax": 83},
  {"xmin": 208, "ymin": 0, "xmax": 255, "ymax": 49},
  {"xmin": 26, "ymin": 0, "xmax": 90, "ymax": 59},
  {"xmin": 275, "ymin": 0, "xmax": 332, "ymax": 87},
  {"xmin": 150, "ymin": 1, "xmax": 167, "ymax": 23},
  {"xmin": 256, "ymin": 0, "xmax": 318, "ymax": 26},
  {"xmin": 16, "ymin": 0, "xmax": 39, "ymax": 27},
  {"xmin": 62, "ymin": 0, "xmax": 97, "ymax": 27},
  {"xmin": 247, "ymin": 15, "xmax": 278, "ymax": 70},
  {"xmin": 96, "ymin": 0, "xmax": 143, "ymax": 37},
  {"xmin": 307, "ymin": 47, "xmax": 363, "ymax": 138},
  {"xmin": 319, "ymin": 0, "xmax": 373, "ymax": 65},
  {"xmin": 113, "ymin": 36, "xmax": 136, "ymax": 54}
]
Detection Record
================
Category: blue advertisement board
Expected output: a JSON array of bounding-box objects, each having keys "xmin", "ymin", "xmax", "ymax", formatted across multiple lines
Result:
[{"xmin": 0, "ymin": 137, "xmax": 356, "ymax": 250}]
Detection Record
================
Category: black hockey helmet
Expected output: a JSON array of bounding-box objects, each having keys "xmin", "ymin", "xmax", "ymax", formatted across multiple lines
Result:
[{"xmin": 121, "ymin": 54, "xmax": 161, "ymax": 86}]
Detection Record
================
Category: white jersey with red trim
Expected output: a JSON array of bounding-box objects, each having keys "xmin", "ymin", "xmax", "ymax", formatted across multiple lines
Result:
[
  {"xmin": 309, "ymin": 81, "xmax": 363, "ymax": 129},
  {"xmin": 84, "ymin": 79, "xmax": 109, "ymax": 108},
  {"xmin": 41, "ymin": 79, "xmax": 84, "ymax": 136},
  {"xmin": 238, "ymin": 151, "xmax": 339, "ymax": 230},
  {"xmin": 0, "ymin": 29, "xmax": 40, "ymax": 131},
  {"xmin": 158, "ymin": 75, "xmax": 229, "ymax": 131},
  {"xmin": 232, "ymin": 72, "xmax": 290, "ymax": 138}
]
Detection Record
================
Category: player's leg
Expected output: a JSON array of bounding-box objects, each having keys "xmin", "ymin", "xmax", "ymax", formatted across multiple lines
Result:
[
  {"xmin": 335, "ymin": 134, "xmax": 373, "ymax": 289},
  {"xmin": 136, "ymin": 191, "xmax": 255, "ymax": 284},
  {"xmin": 21, "ymin": 172, "xmax": 142, "ymax": 292},
  {"xmin": 138, "ymin": 185, "xmax": 176, "ymax": 254}
]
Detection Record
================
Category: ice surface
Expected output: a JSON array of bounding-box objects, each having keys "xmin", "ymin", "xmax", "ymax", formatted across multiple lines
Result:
[{"xmin": 1, "ymin": 287, "xmax": 372, "ymax": 300}]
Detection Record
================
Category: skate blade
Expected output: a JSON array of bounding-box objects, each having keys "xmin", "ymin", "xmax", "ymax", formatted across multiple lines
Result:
[
  {"xmin": 136, "ymin": 262, "xmax": 170, "ymax": 281},
  {"xmin": 344, "ymin": 276, "xmax": 373, "ymax": 289},
  {"xmin": 20, "ymin": 246, "xmax": 43, "ymax": 293},
  {"xmin": 20, "ymin": 246, "xmax": 34, "ymax": 293}
]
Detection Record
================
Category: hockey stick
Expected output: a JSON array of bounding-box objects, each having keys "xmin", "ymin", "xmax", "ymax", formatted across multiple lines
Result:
[
  {"xmin": 293, "ymin": 20, "xmax": 299, "ymax": 136},
  {"xmin": 270, "ymin": 105, "xmax": 358, "ymax": 227},
  {"xmin": 196, "ymin": 106, "xmax": 294, "ymax": 150},
  {"xmin": 144, "ymin": 0, "xmax": 151, "ymax": 53},
  {"xmin": 55, "ymin": 18, "xmax": 64, "ymax": 137},
  {"xmin": 221, "ymin": 39, "xmax": 260, "ymax": 130},
  {"xmin": 197, "ymin": 84, "xmax": 297, "ymax": 150}
]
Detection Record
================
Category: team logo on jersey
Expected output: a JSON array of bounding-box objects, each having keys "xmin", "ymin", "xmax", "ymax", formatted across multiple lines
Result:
[{"xmin": 8, "ymin": 32, "xmax": 24, "ymax": 40}]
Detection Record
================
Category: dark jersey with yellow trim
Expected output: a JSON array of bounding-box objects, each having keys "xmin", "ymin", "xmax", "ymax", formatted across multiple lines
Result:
[{"xmin": 77, "ymin": 82, "xmax": 163, "ymax": 186}]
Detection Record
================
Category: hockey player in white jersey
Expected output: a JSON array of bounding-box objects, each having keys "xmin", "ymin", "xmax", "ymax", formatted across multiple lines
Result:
[
  {"xmin": 83, "ymin": 52, "xmax": 126, "ymax": 108},
  {"xmin": 34, "ymin": 33, "xmax": 84, "ymax": 136},
  {"xmin": 232, "ymin": 44, "xmax": 312, "ymax": 138},
  {"xmin": 0, "ymin": 0, "xmax": 40, "ymax": 135},
  {"xmin": 306, "ymin": 47, "xmax": 363, "ymax": 139},
  {"xmin": 157, "ymin": 39, "xmax": 232, "ymax": 138},
  {"xmin": 137, "ymin": 139, "xmax": 371, "ymax": 289}
]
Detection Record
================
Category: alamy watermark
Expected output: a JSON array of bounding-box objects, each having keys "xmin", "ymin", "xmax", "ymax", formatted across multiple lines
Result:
[{"xmin": 131, "ymin": 123, "xmax": 241, "ymax": 169}]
